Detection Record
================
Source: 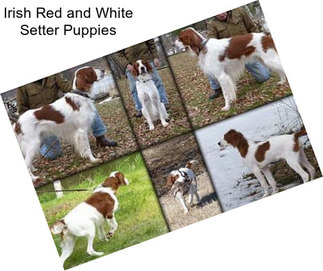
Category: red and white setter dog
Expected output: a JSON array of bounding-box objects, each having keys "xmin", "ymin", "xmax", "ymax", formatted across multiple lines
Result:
[
  {"xmin": 50, "ymin": 171, "xmax": 129, "ymax": 265},
  {"xmin": 178, "ymin": 27, "xmax": 286, "ymax": 111},
  {"xmin": 218, "ymin": 128, "xmax": 315, "ymax": 197},
  {"xmin": 132, "ymin": 60, "xmax": 169, "ymax": 130},
  {"xmin": 14, "ymin": 66, "xmax": 105, "ymax": 182},
  {"xmin": 166, "ymin": 160, "xmax": 200, "ymax": 213}
]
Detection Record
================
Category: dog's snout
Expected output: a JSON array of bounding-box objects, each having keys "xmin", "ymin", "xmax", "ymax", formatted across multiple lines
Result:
[{"xmin": 140, "ymin": 67, "xmax": 146, "ymax": 72}]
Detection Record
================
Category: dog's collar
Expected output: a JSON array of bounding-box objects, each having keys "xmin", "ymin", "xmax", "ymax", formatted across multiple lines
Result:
[
  {"xmin": 71, "ymin": 89, "xmax": 90, "ymax": 98},
  {"xmin": 199, "ymin": 39, "xmax": 208, "ymax": 54},
  {"xmin": 136, "ymin": 77, "xmax": 153, "ymax": 83},
  {"xmin": 200, "ymin": 39, "xmax": 208, "ymax": 49}
]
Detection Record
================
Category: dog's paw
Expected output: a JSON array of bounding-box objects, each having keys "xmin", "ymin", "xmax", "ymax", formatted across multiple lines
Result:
[
  {"xmin": 91, "ymin": 158, "xmax": 102, "ymax": 164},
  {"xmin": 106, "ymin": 232, "xmax": 114, "ymax": 240},
  {"xmin": 277, "ymin": 80, "xmax": 286, "ymax": 86},
  {"xmin": 148, "ymin": 125, "xmax": 155, "ymax": 131},
  {"xmin": 161, "ymin": 121, "xmax": 169, "ymax": 127},
  {"xmin": 221, "ymin": 106, "xmax": 230, "ymax": 111}
]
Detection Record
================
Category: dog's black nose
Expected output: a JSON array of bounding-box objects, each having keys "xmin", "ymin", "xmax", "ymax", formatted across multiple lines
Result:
[
  {"xmin": 140, "ymin": 67, "xmax": 146, "ymax": 73},
  {"xmin": 217, "ymin": 141, "xmax": 221, "ymax": 146}
]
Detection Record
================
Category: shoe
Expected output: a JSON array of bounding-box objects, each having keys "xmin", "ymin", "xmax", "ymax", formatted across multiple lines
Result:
[
  {"xmin": 165, "ymin": 104, "xmax": 170, "ymax": 110},
  {"xmin": 96, "ymin": 136, "xmax": 118, "ymax": 147},
  {"xmin": 209, "ymin": 89, "xmax": 222, "ymax": 99},
  {"xmin": 135, "ymin": 111, "xmax": 142, "ymax": 118}
]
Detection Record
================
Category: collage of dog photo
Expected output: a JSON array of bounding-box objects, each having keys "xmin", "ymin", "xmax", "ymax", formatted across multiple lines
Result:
[{"xmin": 0, "ymin": 1, "xmax": 321, "ymax": 269}]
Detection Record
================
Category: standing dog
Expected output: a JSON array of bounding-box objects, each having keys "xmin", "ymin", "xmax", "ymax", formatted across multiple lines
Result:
[
  {"xmin": 178, "ymin": 27, "xmax": 286, "ymax": 111},
  {"xmin": 132, "ymin": 60, "xmax": 169, "ymax": 130},
  {"xmin": 218, "ymin": 129, "xmax": 315, "ymax": 197},
  {"xmin": 50, "ymin": 171, "xmax": 129, "ymax": 265},
  {"xmin": 166, "ymin": 160, "xmax": 200, "ymax": 213},
  {"xmin": 14, "ymin": 67, "xmax": 105, "ymax": 182}
]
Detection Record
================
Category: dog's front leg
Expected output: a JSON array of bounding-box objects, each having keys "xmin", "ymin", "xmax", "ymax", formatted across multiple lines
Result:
[
  {"xmin": 98, "ymin": 224, "xmax": 108, "ymax": 241},
  {"xmin": 74, "ymin": 130, "xmax": 101, "ymax": 163},
  {"xmin": 253, "ymin": 167, "xmax": 270, "ymax": 197},
  {"xmin": 262, "ymin": 167, "xmax": 279, "ymax": 194},
  {"xmin": 142, "ymin": 107, "xmax": 155, "ymax": 130},
  {"xmin": 106, "ymin": 216, "xmax": 118, "ymax": 240},
  {"xmin": 176, "ymin": 192, "xmax": 189, "ymax": 214}
]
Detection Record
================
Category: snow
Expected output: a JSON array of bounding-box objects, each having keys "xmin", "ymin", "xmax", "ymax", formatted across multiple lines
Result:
[{"xmin": 195, "ymin": 96, "xmax": 305, "ymax": 211}]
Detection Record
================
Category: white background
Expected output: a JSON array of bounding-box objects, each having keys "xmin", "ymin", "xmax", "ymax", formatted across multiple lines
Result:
[{"xmin": 0, "ymin": 0, "xmax": 322, "ymax": 270}]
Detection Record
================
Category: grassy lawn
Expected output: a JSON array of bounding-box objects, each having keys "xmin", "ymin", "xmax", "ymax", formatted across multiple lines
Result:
[
  {"xmin": 168, "ymin": 52, "xmax": 292, "ymax": 129},
  {"xmin": 115, "ymin": 67, "xmax": 192, "ymax": 149},
  {"xmin": 33, "ymin": 98, "xmax": 139, "ymax": 182},
  {"xmin": 38, "ymin": 152, "xmax": 168, "ymax": 269}
]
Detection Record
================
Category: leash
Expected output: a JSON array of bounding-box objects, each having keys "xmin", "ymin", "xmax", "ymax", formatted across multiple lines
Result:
[{"xmin": 36, "ymin": 188, "xmax": 92, "ymax": 193}]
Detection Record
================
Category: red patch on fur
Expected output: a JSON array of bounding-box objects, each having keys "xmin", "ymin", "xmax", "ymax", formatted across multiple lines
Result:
[
  {"xmin": 219, "ymin": 34, "xmax": 255, "ymax": 61},
  {"xmin": 262, "ymin": 35, "xmax": 276, "ymax": 52},
  {"xmin": 14, "ymin": 121, "xmax": 23, "ymax": 135},
  {"xmin": 65, "ymin": 96, "xmax": 80, "ymax": 111},
  {"xmin": 255, "ymin": 141, "xmax": 270, "ymax": 162},
  {"xmin": 34, "ymin": 105, "xmax": 64, "ymax": 123},
  {"xmin": 166, "ymin": 174, "xmax": 179, "ymax": 190},
  {"xmin": 86, "ymin": 192, "xmax": 115, "ymax": 219},
  {"xmin": 75, "ymin": 67, "xmax": 97, "ymax": 91},
  {"xmin": 224, "ymin": 129, "xmax": 249, "ymax": 157},
  {"xmin": 293, "ymin": 127, "xmax": 307, "ymax": 152}
]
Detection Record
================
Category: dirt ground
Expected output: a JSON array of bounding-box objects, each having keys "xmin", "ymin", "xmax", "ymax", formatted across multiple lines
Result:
[
  {"xmin": 167, "ymin": 52, "xmax": 292, "ymax": 129},
  {"xmin": 114, "ymin": 67, "xmax": 192, "ymax": 149},
  {"xmin": 33, "ymin": 98, "xmax": 138, "ymax": 183},
  {"xmin": 142, "ymin": 133, "xmax": 222, "ymax": 231}
]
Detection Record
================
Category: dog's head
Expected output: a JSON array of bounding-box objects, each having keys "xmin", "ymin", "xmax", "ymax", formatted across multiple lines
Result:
[
  {"xmin": 166, "ymin": 170, "xmax": 186, "ymax": 190},
  {"xmin": 73, "ymin": 66, "xmax": 105, "ymax": 93},
  {"xmin": 101, "ymin": 171, "xmax": 129, "ymax": 191},
  {"xmin": 131, "ymin": 59, "xmax": 152, "ymax": 77},
  {"xmin": 218, "ymin": 129, "xmax": 245, "ymax": 150},
  {"xmin": 178, "ymin": 27, "xmax": 204, "ymax": 56}
]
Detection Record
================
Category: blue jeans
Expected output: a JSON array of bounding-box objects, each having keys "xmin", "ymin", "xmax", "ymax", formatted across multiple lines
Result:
[
  {"xmin": 40, "ymin": 110, "xmax": 107, "ymax": 160},
  {"xmin": 208, "ymin": 60, "xmax": 270, "ymax": 90},
  {"xmin": 126, "ymin": 62, "xmax": 169, "ymax": 112}
]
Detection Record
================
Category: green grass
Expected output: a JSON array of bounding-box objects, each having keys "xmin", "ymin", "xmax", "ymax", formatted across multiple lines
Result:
[{"xmin": 38, "ymin": 152, "xmax": 169, "ymax": 269}]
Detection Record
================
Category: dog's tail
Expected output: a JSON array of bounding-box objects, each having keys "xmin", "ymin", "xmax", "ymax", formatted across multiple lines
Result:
[
  {"xmin": 185, "ymin": 159, "xmax": 198, "ymax": 169},
  {"xmin": 294, "ymin": 126, "xmax": 307, "ymax": 139},
  {"xmin": 294, "ymin": 126, "xmax": 307, "ymax": 152},
  {"xmin": 50, "ymin": 219, "xmax": 67, "ymax": 235}
]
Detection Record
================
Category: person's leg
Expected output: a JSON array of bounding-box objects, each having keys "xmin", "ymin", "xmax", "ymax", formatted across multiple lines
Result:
[
  {"xmin": 126, "ymin": 70, "xmax": 142, "ymax": 114},
  {"xmin": 245, "ymin": 61, "xmax": 270, "ymax": 82},
  {"xmin": 91, "ymin": 110, "xmax": 117, "ymax": 147},
  {"xmin": 91, "ymin": 110, "xmax": 107, "ymax": 137},
  {"xmin": 40, "ymin": 135, "xmax": 62, "ymax": 160},
  {"xmin": 150, "ymin": 62, "xmax": 169, "ymax": 106},
  {"xmin": 208, "ymin": 76, "xmax": 222, "ymax": 99}
]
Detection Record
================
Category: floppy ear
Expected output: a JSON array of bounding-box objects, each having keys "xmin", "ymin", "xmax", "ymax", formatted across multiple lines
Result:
[
  {"xmin": 143, "ymin": 60, "xmax": 153, "ymax": 73},
  {"xmin": 75, "ymin": 67, "xmax": 97, "ymax": 91},
  {"xmin": 166, "ymin": 174, "xmax": 176, "ymax": 190},
  {"xmin": 224, "ymin": 129, "xmax": 242, "ymax": 147},
  {"xmin": 115, "ymin": 172, "xmax": 126, "ymax": 185},
  {"xmin": 131, "ymin": 62, "xmax": 139, "ymax": 76}
]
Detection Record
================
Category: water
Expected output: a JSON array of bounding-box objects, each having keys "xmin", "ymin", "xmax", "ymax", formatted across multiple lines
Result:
[{"xmin": 195, "ymin": 96, "xmax": 304, "ymax": 211}]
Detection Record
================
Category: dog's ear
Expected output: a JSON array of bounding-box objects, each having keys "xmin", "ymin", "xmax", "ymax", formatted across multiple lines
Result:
[
  {"xmin": 143, "ymin": 59, "xmax": 153, "ymax": 73},
  {"xmin": 115, "ymin": 171, "xmax": 126, "ymax": 186},
  {"xmin": 224, "ymin": 129, "xmax": 242, "ymax": 147},
  {"xmin": 131, "ymin": 62, "xmax": 139, "ymax": 76},
  {"xmin": 166, "ymin": 174, "xmax": 177, "ymax": 190},
  {"xmin": 75, "ymin": 67, "xmax": 97, "ymax": 92},
  {"xmin": 179, "ymin": 29, "xmax": 202, "ymax": 55}
]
